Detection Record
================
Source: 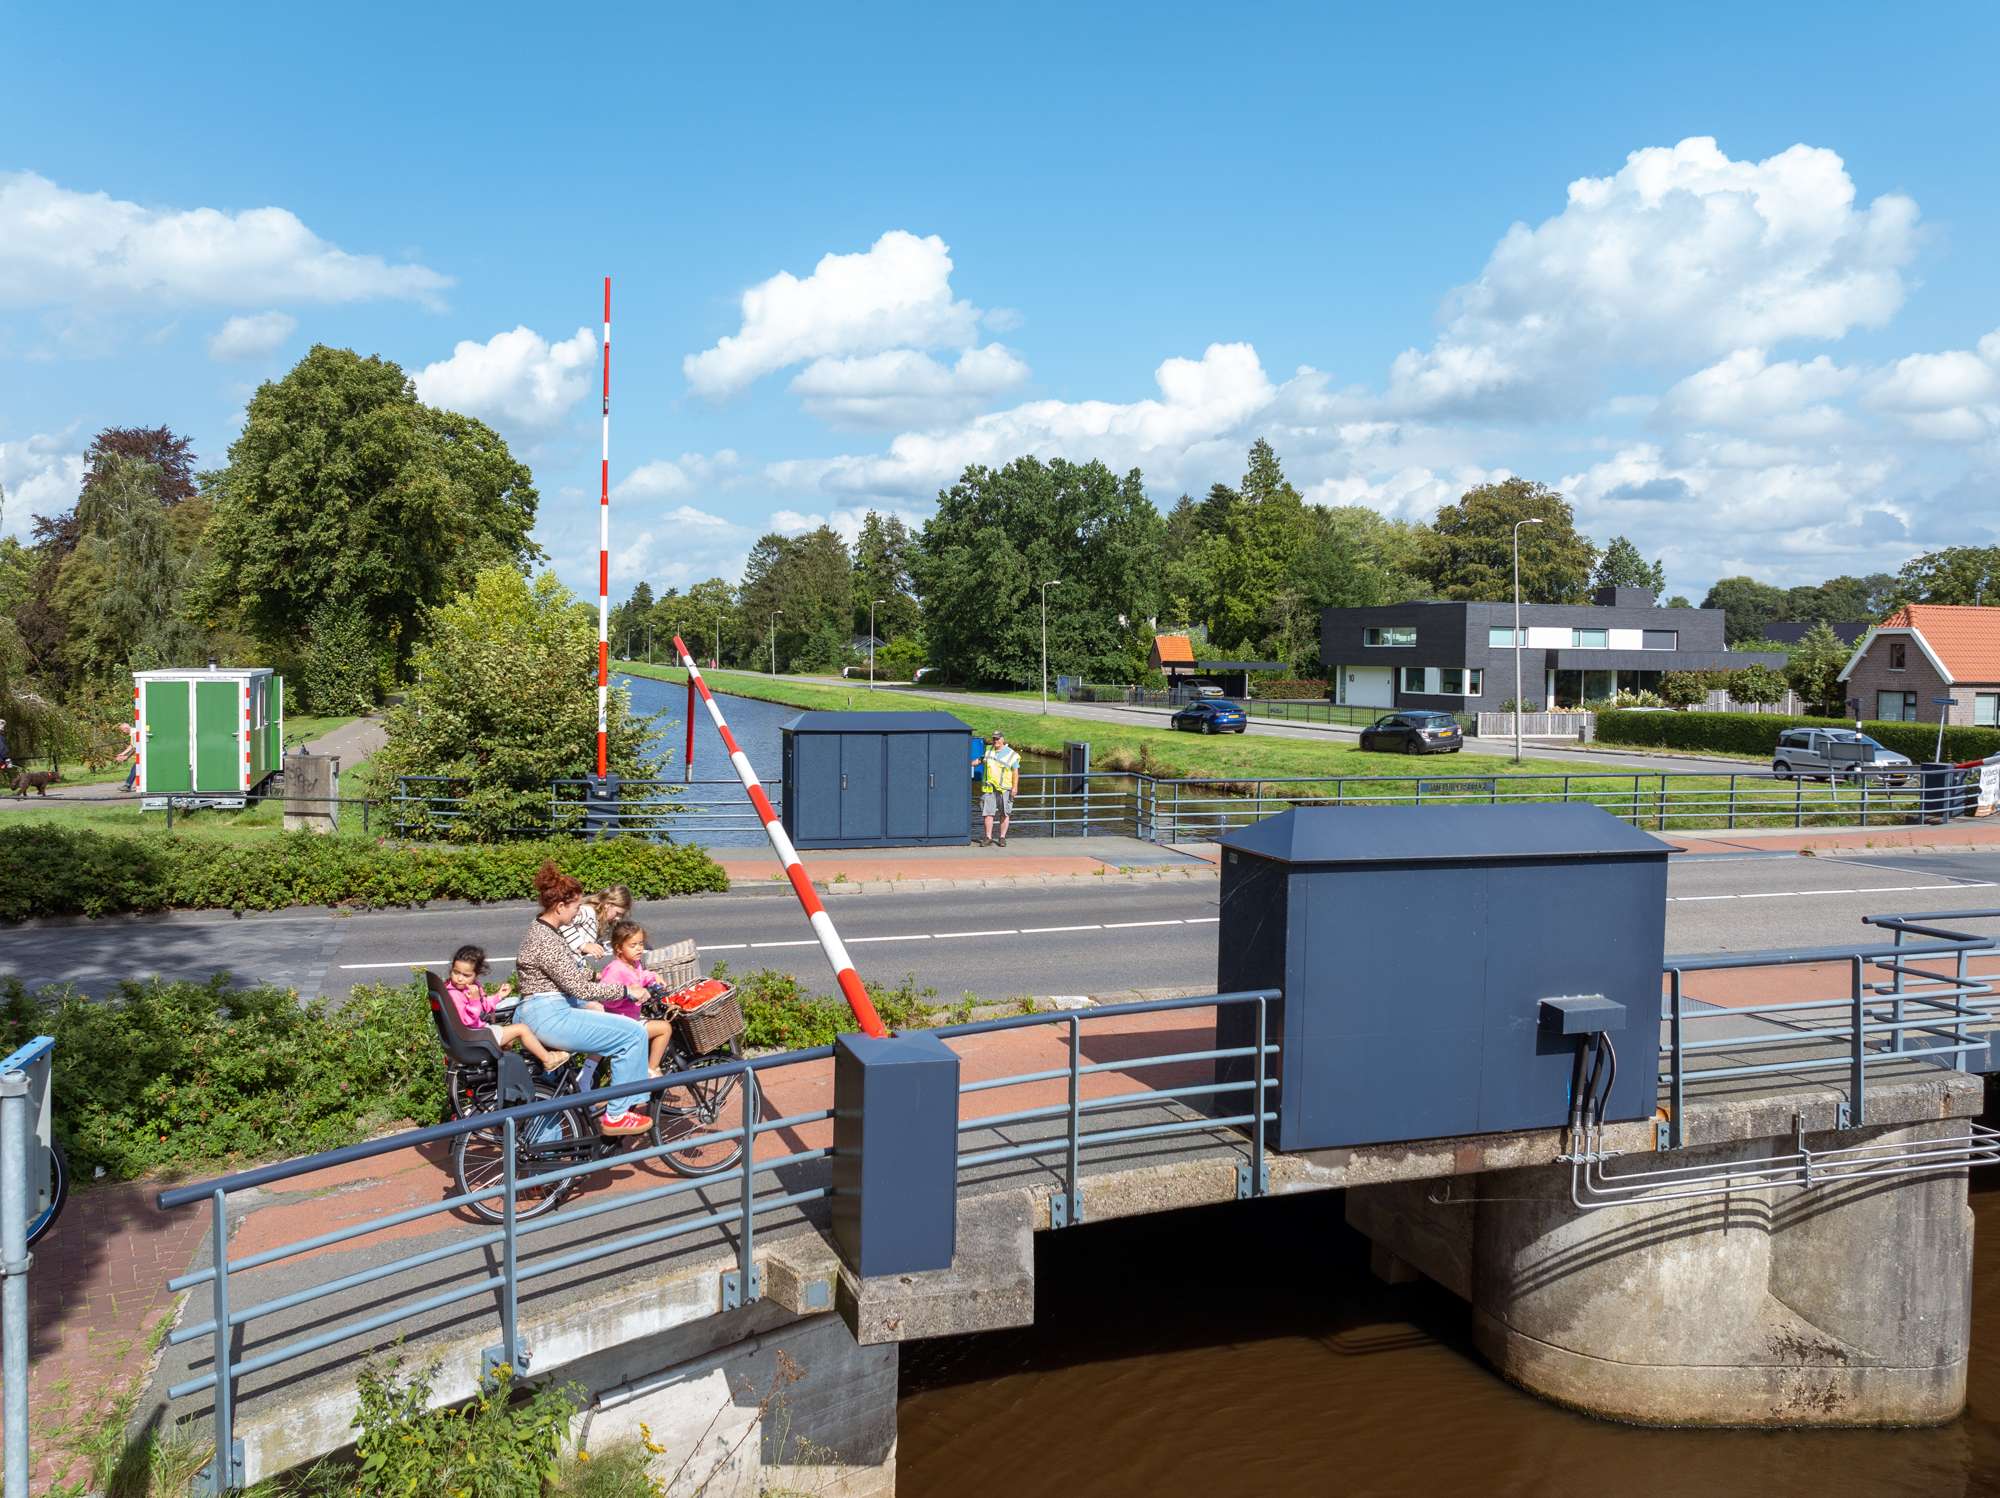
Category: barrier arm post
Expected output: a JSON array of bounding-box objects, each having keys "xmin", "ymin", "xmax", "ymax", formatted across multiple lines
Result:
[{"xmin": 672, "ymin": 637, "xmax": 888, "ymax": 1038}]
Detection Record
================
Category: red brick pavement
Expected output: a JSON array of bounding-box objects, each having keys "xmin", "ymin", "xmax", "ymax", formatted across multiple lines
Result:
[{"xmin": 3, "ymin": 1179, "xmax": 210, "ymax": 1493}]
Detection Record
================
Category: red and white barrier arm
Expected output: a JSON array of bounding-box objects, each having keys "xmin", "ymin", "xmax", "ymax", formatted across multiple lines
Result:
[{"xmin": 671, "ymin": 636, "xmax": 889, "ymax": 1038}]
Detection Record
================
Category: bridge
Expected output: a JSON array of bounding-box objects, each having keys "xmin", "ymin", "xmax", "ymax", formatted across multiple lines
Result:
[{"xmin": 136, "ymin": 896, "xmax": 2000, "ymax": 1495}]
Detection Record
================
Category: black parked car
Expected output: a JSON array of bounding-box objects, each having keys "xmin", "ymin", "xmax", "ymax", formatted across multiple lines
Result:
[
  {"xmin": 1169, "ymin": 698, "xmax": 1248, "ymax": 734},
  {"xmin": 1358, "ymin": 710, "xmax": 1463, "ymax": 754}
]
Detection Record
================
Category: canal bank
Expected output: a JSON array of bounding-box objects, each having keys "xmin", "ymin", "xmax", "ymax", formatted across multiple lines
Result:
[{"xmin": 898, "ymin": 1178, "xmax": 2000, "ymax": 1496}]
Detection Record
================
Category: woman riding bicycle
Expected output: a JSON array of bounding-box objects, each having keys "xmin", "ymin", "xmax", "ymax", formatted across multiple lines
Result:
[{"xmin": 514, "ymin": 863, "xmax": 655, "ymax": 1137}]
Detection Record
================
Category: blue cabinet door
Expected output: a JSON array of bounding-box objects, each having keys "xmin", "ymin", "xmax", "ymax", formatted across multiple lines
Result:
[
  {"xmin": 928, "ymin": 733, "xmax": 970, "ymax": 839},
  {"xmin": 838, "ymin": 735, "xmax": 886, "ymax": 841},
  {"xmin": 793, "ymin": 735, "xmax": 843, "ymax": 844},
  {"xmin": 885, "ymin": 735, "xmax": 929, "ymax": 839}
]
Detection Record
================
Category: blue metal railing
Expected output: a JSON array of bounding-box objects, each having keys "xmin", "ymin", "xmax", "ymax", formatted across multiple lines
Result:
[{"xmin": 152, "ymin": 989, "xmax": 1281, "ymax": 1493}]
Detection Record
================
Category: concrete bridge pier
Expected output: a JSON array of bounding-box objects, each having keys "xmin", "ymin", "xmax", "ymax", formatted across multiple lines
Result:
[{"xmin": 1349, "ymin": 1117, "xmax": 1975, "ymax": 1428}]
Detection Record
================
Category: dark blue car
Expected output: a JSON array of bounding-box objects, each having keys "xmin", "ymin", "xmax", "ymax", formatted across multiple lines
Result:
[{"xmin": 1170, "ymin": 698, "xmax": 1248, "ymax": 734}]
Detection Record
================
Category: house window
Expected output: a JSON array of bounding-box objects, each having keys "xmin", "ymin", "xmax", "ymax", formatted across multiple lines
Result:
[
  {"xmin": 1888, "ymin": 641, "xmax": 1907, "ymax": 671},
  {"xmin": 1641, "ymin": 630, "xmax": 1678, "ymax": 650},
  {"xmin": 1572, "ymin": 628, "xmax": 1608, "ymax": 648},
  {"xmin": 1977, "ymin": 694, "xmax": 2000, "ymax": 728},
  {"xmin": 1400, "ymin": 667, "xmax": 1425, "ymax": 693},
  {"xmin": 1437, "ymin": 667, "xmax": 1482, "ymax": 696},
  {"xmin": 1364, "ymin": 626, "xmax": 1416, "ymax": 647},
  {"xmin": 1877, "ymin": 691, "xmax": 1918, "ymax": 722},
  {"xmin": 1488, "ymin": 626, "xmax": 1522, "ymax": 648}
]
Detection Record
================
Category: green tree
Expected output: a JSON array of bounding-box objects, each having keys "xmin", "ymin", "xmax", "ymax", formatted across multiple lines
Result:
[
  {"xmin": 198, "ymin": 346, "xmax": 541, "ymax": 672},
  {"xmin": 1592, "ymin": 535, "xmax": 1666, "ymax": 596},
  {"xmin": 374, "ymin": 569, "xmax": 662, "ymax": 841},
  {"xmin": 1418, "ymin": 479, "xmax": 1597, "ymax": 603},
  {"xmin": 1728, "ymin": 663, "xmax": 1790, "ymax": 709},
  {"xmin": 611, "ymin": 581, "xmax": 654, "ymax": 657},
  {"xmin": 915, "ymin": 456, "xmax": 1163, "ymax": 687},
  {"xmin": 1699, "ymin": 576, "xmax": 1789, "ymax": 645},
  {"xmin": 1784, "ymin": 621, "xmax": 1850, "ymax": 716},
  {"xmin": 297, "ymin": 598, "xmax": 378, "ymax": 714},
  {"xmin": 1663, "ymin": 595, "xmax": 1692, "ymax": 609},
  {"xmin": 50, "ymin": 457, "xmax": 209, "ymax": 678},
  {"xmin": 852, "ymin": 511, "xmax": 920, "ymax": 641},
  {"xmin": 1657, "ymin": 670, "xmax": 1711, "ymax": 710},
  {"xmin": 1888, "ymin": 547, "xmax": 2000, "ymax": 608},
  {"xmin": 737, "ymin": 527, "xmax": 852, "ymax": 671}
]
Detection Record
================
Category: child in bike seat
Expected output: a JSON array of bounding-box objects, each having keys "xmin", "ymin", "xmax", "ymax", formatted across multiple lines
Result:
[
  {"xmin": 445, "ymin": 945, "xmax": 572, "ymax": 1071},
  {"xmin": 601, "ymin": 920, "xmax": 677, "ymax": 1078}
]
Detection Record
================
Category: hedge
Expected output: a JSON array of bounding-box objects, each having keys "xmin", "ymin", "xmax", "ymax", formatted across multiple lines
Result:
[
  {"xmin": 1250, "ymin": 678, "xmax": 1329, "ymax": 699},
  {"xmin": 1595, "ymin": 709, "xmax": 2000, "ymax": 763},
  {"xmin": 0, "ymin": 826, "xmax": 728, "ymax": 923}
]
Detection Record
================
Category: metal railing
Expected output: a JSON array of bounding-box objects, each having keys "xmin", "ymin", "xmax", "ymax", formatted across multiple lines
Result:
[{"xmin": 151, "ymin": 987, "xmax": 1279, "ymax": 1492}]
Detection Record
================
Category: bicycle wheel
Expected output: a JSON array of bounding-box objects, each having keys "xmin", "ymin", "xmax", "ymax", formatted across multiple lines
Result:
[
  {"xmin": 653, "ymin": 1043, "xmax": 747, "ymax": 1178},
  {"xmin": 26, "ymin": 1142, "xmax": 67, "ymax": 1248},
  {"xmin": 452, "ymin": 1080, "xmax": 590, "ymax": 1224}
]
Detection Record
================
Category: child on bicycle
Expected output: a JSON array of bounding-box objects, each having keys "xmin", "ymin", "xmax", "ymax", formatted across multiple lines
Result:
[
  {"xmin": 600, "ymin": 920, "xmax": 677, "ymax": 1078},
  {"xmin": 445, "ymin": 945, "xmax": 572, "ymax": 1071}
]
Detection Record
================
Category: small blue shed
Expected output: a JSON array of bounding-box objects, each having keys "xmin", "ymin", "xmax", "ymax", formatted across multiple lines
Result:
[
  {"xmin": 1215, "ymin": 802, "xmax": 1670, "ymax": 1151},
  {"xmin": 780, "ymin": 710, "xmax": 973, "ymax": 849}
]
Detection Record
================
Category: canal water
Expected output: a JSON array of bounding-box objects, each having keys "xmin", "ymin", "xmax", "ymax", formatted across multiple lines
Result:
[{"xmin": 898, "ymin": 1182, "xmax": 2000, "ymax": 1497}]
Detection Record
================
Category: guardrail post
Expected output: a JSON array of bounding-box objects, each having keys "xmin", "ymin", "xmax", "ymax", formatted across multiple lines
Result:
[
  {"xmin": 1795, "ymin": 775, "xmax": 1805, "ymax": 829},
  {"xmin": 199, "ymin": 1186, "xmax": 239, "ymax": 1496},
  {"xmin": 2, "ymin": 1073, "xmax": 31, "ymax": 1498},
  {"xmin": 1728, "ymin": 774, "xmax": 1737, "ymax": 831},
  {"xmin": 1253, "ymin": 998, "xmax": 1267, "ymax": 1197},
  {"xmin": 1667, "ymin": 968, "xmax": 1684, "ymax": 1149},
  {"xmin": 1850, "ymin": 955, "xmax": 1866, "ymax": 1126},
  {"xmin": 1657, "ymin": 772, "xmax": 1667, "ymax": 832},
  {"xmin": 730, "ymin": 1070, "xmax": 761, "ymax": 1308},
  {"xmin": 1066, "ymin": 1015, "xmax": 1083, "ymax": 1226},
  {"xmin": 499, "ymin": 1116, "xmax": 521, "ymax": 1372}
]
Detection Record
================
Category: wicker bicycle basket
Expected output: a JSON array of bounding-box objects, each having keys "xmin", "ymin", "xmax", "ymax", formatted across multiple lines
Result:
[
  {"xmin": 649, "ymin": 938, "xmax": 700, "ymax": 992},
  {"xmin": 676, "ymin": 985, "xmax": 744, "ymax": 1055}
]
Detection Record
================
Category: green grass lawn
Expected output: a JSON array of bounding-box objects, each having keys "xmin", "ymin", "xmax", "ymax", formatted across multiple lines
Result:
[{"xmin": 615, "ymin": 662, "xmax": 1916, "ymax": 833}]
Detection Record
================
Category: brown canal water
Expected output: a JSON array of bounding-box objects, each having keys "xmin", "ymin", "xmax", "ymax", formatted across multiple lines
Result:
[{"xmin": 897, "ymin": 1182, "xmax": 2000, "ymax": 1498}]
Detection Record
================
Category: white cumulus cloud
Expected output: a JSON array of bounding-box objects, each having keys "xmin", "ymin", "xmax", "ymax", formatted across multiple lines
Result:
[
  {"xmin": 683, "ymin": 231, "xmax": 983, "ymax": 397},
  {"xmin": 789, "ymin": 343, "xmax": 1030, "ymax": 427},
  {"xmin": 413, "ymin": 326, "xmax": 597, "ymax": 433},
  {"xmin": 1382, "ymin": 137, "xmax": 1917, "ymax": 416},
  {"xmin": 0, "ymin": 170, "xmax": 450, "ymax": 308},
  {"xmin": 0, "ymin": 431, "xmax": 85, "ymax": 537},
  {"xmin": 206, "ymin": 310, "xmax": 297, "ymax": 361},
  {"xmin": 1662, "ymin": 348, "xmax": 1857, "ymax": 437}
]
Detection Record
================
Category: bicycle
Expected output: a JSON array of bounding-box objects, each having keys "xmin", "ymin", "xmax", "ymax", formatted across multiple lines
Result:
[{"xmin": 429, "ymin": 974, "xmax": 748, "ymax": 1225}]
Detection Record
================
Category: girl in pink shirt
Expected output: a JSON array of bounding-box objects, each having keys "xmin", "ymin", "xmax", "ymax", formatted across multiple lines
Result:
[
  {"xmin": 602, "ymin": 921, "xmax": 675, "ymax": 1077},
  {"xmin": 445, "ymin": 945, "xmax": 570, "ymax": 1070}
]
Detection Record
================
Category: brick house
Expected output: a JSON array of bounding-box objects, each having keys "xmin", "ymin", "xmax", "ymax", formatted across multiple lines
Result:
[{"xmin": 1837, "ymin": 604, "xmax": 2000, "ymax": 726}]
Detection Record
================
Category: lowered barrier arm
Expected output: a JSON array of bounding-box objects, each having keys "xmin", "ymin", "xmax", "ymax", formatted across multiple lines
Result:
[{"xmin": 671, "ymin": 636, "xmax": 888, "ymax": 1039}]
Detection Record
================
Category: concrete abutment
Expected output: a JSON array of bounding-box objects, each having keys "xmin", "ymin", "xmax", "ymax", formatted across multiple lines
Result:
[{"xmin": 1349, "ymin": 1120, "xmax": 1974, "ymax": 1427}]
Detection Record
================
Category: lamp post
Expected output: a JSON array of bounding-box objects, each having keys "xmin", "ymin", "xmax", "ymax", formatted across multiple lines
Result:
[
  {"xmin": 712, "ymin": 613, "xmax": 722, "ymax": 670},
  {"xmin": 1512, "ymin": 517, "xmax": 1544, "ymax": 764},
  {"xmin": 645, "ymin": 624, "xmax": 653, "ymax": 665},
  {"xmin": 1039, "ymin": 579, "xmax": 1063, "ymax": 713},
  {"xmin": 769, "ymin": 610, "xmax": 783, "ymax": 676},
  {"xmin": 869, "ymin": 598, "xmax": 884, "ymax": 690}
]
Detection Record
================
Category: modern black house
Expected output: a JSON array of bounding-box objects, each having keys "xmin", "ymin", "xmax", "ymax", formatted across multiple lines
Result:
[{"xmin": 1319, "ymin": 587, "xmax": 1788, "ymax": 714}]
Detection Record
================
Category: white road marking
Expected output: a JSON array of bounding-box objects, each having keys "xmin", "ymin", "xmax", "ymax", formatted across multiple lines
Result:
[
  {"xmin": 1103, "ymin": 919, "xmax": 1185, "ymax": 929},
  {"xmin": 848, "ymin": 933, "xmax": 932, "ymax": 944},
  {"xmin": 934, "ymin": 928, "xmax": 1019, "ymax": 939},
  {"xmin": 1019, "ymin": 924, "xmax": 1103, "ymax": 934},
  {"xmin": 750, "ymin": 939, "xmax": 818, "ymax": 949},
  {"xmin": 1664, "ymin": 881, "xmax": 1993, "ymax": 904}
]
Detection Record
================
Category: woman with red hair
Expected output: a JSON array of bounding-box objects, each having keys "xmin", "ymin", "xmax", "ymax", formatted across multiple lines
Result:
[{"xmin": 513, "ymin": 862, "xmax": 655, "ymax": 1135}]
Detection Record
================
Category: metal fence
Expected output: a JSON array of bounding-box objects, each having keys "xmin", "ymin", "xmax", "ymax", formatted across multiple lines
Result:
[{"xmin": 151, "ymin": 989, "xmax": 1279, "ymax": 1493}]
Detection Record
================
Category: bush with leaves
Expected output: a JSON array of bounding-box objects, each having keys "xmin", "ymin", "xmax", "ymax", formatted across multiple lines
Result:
[
  {"xmin": 375, "ymin": 568, "xmax": 664, "ymax": 841},
  {"xmin": 0, "ymin": 974, "xmax": 444, "ymax": 1180},
  {"xmin": 874, "ymin": 633, "xmax": 927, "ymax": 681},
  {"xmin": 0, "ymin": 824, "xmax": 727, "ymax": 921},
  {"xmin": 721, "ymin": 964, "xmax": 965, "ymax": 1050},
  {"xmin": 1597, "ymin": 709, "xmax": 2000, "ymax": 762},
  {"xmin": 352, "ymin": 1356, "xmax": 575, "ymax": 1498},
  {"xmin": 299, "ymin": 597, "xmax": 379, "ymax": 713}
]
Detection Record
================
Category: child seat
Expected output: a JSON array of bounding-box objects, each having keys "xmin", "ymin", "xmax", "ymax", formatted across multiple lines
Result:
[{"xmin": 425, "ymin": 970, "xmax": 535, "ymax": 1107}]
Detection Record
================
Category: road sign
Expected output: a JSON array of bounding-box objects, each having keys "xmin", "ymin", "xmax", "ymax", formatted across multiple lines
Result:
[{"xmin": 1935, "ymin": 697, "xmax": 1960, "ymax": 706}]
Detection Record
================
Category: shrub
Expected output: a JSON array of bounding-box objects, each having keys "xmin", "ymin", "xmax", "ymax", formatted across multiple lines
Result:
[
  {"xmin": 299, "ymin": 597, "xmax": 379, "ymax": 714},
  {"xmin": 0, "ymin": 974, "xmax": 445, "ymax": 1180},
  {"xmin": 1251, "ymin": 678, "xmax": 1329, "ymax": 700},
  {"xmin": 723, "ymin": 964, "xmax": 964, "ymax": 1050},
  {"xmin": 1596, "ymin": 709, "xmax": 2000, "ymax": 763},
  {"xmin": 0, "ymin": 826, "xmax": 728, "ymax": 921},
  {"xmin": 353, "ymin": 1356, "xmax": 575, "ymax": 1498}
]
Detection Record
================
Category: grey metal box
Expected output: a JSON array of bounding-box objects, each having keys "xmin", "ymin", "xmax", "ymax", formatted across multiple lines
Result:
[
  {"xmin": 832, "ymin": 1031, "xmax": 961, "ymax": 1278},
  {"xmin": 781, "ymin": 711, "xmax": 972, "ymax": 849},
  {"xmin": 1216, "ymin": 803, "xmax": 1669, "ymax": 1151}
]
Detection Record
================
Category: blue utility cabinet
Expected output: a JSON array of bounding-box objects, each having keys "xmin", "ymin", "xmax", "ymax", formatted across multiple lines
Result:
[
  {"xmin": 781, "ymin": 710, "xmax": 973, "ymax": 849},
  {"xmin": 1215, "ymin": 803, "xmax": 1670, "ymax": 1151}
]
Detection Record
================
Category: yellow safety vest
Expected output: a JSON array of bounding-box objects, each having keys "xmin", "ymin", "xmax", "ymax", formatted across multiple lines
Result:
[{"xmin": 982, "ymin": 746, "xmax": 1020, "ymax": 793}]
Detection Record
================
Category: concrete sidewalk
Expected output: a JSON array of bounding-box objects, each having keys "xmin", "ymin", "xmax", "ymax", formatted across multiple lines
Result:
[{"xmin": 714, "ymin": 834, "xmax": 1213, "ymax": 889}]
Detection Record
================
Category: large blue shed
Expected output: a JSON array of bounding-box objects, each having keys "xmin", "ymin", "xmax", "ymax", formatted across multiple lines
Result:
[
  {"xmin": 1215, "ymin": 802, "xmax": 1670, "ymax": 1151},
  {"xmin": 780, "ymin": 710, "xmax": 973, "ymax": 849}
]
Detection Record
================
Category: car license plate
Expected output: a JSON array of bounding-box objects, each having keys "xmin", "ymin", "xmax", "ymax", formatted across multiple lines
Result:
[{"xmin": 1441, "ymin": 727, "xmax": 1458, "ymax": 737}]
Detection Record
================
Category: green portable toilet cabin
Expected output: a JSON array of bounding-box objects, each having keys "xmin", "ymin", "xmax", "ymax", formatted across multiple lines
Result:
[{"xmin": 134, "ymin": 665, "xmax": 284, "ymax": 805}]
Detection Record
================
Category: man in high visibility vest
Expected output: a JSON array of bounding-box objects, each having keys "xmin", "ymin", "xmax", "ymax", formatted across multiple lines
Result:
[{"xmin": 978, "ymin": 731, "xmax": 1021, "ymax": 847}]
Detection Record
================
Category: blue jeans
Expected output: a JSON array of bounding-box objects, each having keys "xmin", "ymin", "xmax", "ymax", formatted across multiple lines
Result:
[{"xmin": 515, "ymin": 994, "xmax": 650, "ymax": 1121}]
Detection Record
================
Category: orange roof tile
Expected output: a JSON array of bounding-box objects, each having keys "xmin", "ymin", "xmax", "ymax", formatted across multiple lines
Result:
[
  {"xmin": 1879, "ymin": 604, "xmax": 2000, "ymax": 682},
  {"xmin": 1152, "ymin": 634, "xmax": 1196, "ymax": 666}
]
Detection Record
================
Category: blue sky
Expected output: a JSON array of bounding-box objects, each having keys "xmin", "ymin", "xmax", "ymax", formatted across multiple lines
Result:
[{"xmin": 4, "ymin": 1, "xmax": 1997, "ymax": 603}]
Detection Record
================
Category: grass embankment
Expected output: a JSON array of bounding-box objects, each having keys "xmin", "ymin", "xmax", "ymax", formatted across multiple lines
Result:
[{"xmin": 620, "ymin": 661, "xmax": 1925, "ymax": 832}]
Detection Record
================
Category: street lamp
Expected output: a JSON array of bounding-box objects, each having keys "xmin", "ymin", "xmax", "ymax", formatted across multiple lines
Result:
[
  {"xmin": 712, "ymin": 612, "xmax": 723, "ymax": 670},
  {"xmin": 1512, "ymin": 518, "xmax": 1544, "ymax": 764},
  {"xmin": 769, "ymin": 610, "xmax": 783, "ymax": 676},
  {"xmin": 869, "ymin": 598, "xmax": 885, "ymax": 690},
  {"xmin": 1039, "ymin": 579, "xmax": 1063, "ymax": 713}
]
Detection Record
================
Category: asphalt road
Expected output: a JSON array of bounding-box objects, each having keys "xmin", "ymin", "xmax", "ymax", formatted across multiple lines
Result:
[{"xmin": 6, "ymin": 849, "xmax": 1999, "ymax": 1005}]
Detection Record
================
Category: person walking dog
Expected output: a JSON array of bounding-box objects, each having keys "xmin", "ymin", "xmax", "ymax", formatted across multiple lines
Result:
[{"xmin": 978, "ymin": 731, "xmax": 1021, "ymax": 847}]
